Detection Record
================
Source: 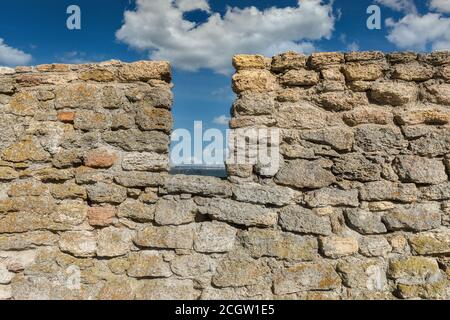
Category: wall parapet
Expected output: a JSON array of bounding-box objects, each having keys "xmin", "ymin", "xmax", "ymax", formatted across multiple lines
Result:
[{"xmin": 0, "ymin": 51, "xmax": 449, "ymax": 300}]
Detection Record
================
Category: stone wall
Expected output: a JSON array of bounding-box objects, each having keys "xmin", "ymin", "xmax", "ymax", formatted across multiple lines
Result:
[{"xmin": 0, "ymin": 51, "xmax": 449, "ymax": 300}]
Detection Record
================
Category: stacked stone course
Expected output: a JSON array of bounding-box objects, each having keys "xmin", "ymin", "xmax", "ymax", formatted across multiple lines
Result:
[{"xmin": 0, "ymin": 51, "xmax": 449, "ymax": 300}]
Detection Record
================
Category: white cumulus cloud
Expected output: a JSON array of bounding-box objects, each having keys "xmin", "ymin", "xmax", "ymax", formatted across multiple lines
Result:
[
  {"xmin": 382, "ymin": 0, "xmax": 450, "ymax": 51},
  {"xmin": 0, "ymin": 38, "xmax": 32, "ymax": 66},
  {"xmin": 213, "ymin": 115, "xmax": 231, "ymax": 126},
  {"xmin": 430, "ymin": 0, "xmax": 450, "ymax": 13},
  {"xmin": 386, "ymin": 13, "xmax": 450, "ymax": 50},
  {"xmin": 116, "ymin": 0, "xmax": 335, "ymax": 74},
  {"xmin": 375, "ymin": 0, "xmax": 417, "ymax": 13}
]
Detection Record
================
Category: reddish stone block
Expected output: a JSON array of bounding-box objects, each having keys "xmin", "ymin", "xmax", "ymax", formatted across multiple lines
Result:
[
  {"xmin": 57, "ymin": 112, "xmax": 76, "ymax": 123},
  {"xmin": 88, "ymin": 206, "xmax": 116, "ymax": 227},
  {"xmin": 84, "ymin": 149, "xmax": 117, "ymax": 168}
]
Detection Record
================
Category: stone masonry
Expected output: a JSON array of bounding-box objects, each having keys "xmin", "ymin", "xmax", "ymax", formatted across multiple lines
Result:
[{"xmin": 0, "ymin": 51, "xmax": 449, "ymax": 300}]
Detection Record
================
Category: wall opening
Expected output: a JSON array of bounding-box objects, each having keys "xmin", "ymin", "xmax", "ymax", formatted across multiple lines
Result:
[{"xmin": 168, "ymin": 69, "xmax": 233, "ymax": 177}]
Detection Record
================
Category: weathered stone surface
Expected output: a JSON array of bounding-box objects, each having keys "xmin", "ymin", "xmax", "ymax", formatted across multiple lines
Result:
[
  {"xmin": 345, "ymin": 51, "xmax": 385, "ymax": 62},
  {"xmin": 194, "ymin": 221, "xmax": 237, "ymax": 253},
  {"xmin": 154, "ymin": 198, "xmax": 196, "ymax": 225},
  {"xmin": 199, "ymin": 198, "xmax": 277, "ymax": 227},
  {"xmin": 359, "ymin": 180, "xmax": 418, "ymax": 203},
  {"xmin": 408, "ymin": 231, "xmax": 450, "ymax": 255},
  {"xmin": 127, "ymin": 251, "xmax": 172, "ymax": 278},
  {"xmin": 52, "ymin": 201, "xmax": 87, "ymax": 226},
  {"xmin": 275, "ymin": 159, "xmax": 335, "ymax": 189},
  {"xmin": 135, "ymin": 279, "xmax": 199, "ymax": 300},
  {"xmin": 0, "ymin": 231, "xmax": 58, "ymax": 251},
  {"xmin": 420, "ymin": 182, "xmax": 450, "ymax": 201},
  {"xmin": 392, "ymin": 63, "xmax": 435, "ymax": 81},
  {"xmin": 0, "ymin": 66, "xmax": 15, "ymax": 74},
  {"xmin": 310, "ymin": 52, "xmax": 344, "ymax": 68},
  {"xmin": 370, "ymin": 81, "xmax": 417, "ymax": 106},
  {"xmin": 232, "ymin": 91, "xmax": 275, "ymax": 116},
  {"xmin": 0, "ymin": 285, "xmax": 12, "ymax": 300},
  {"xmin": 136, "ymin": 106, "xmax": 172, "ymax": 133},
  {"xmin": 0, "ymin": 167, "xmax": 19, "ymax": 181},
  {"xmin": 50, "ymin": 182, "xmax": 86, "ymax": 200},
  {"xmin": 114, "ymin": 171, "xmax": 165, "ymax": 188},
  {"xmin": 280, "ymin": 69, "xmax": 319, "ymax": 86},
  {"xmin": 388, "ymin": 256, "xmax": 441, "ymax": 285},
  {"xmin": 59, "ymin": 231, "xmax": 97, "ymax": 258},
  {"xmin": 212, "ymin": 253, "xmax": 270, "ymax": 288},
  {"xmin": 394, "ymin": 156, "xmax": 447, "ymax": 184},
  {"xmin": 271, "ymin": 52, "xmax": 308, "ymax": 72},
  {"xmin": 409, "ymin": 129, "xmax": 450, "ymax": 157},
  {"xmin": 52, "ymin": 150, "xmax": 81, "ymax": 168},
  {"xmin": 111, "ymin": 111, "xmax": 134, "ymax": 129},
  {"xmin": 320, "ymin": 236, "xmax": 359, "ymax": 258},
  {"xmin": 232, "ymin": 70, "xmax": 277, "ymax": 93},
  {"xmin": 396, "ymin": 279, "xmax": 448, "ymax": 299},
  {"xmin": 304, "ymin": 187, "xmax": 359, "ymax": 208},
  {"xmin": 0, "ymin": 264, "xmax": 14, "ymax": 285},
  {"xmin": 343, "ymin": 106, "xmax": 393, "ymax": 126},
  {"xmin": 97, "ymin": 278, "xmax": 135, "ymax": 300},
  {"xmin": 84, "ymin": 149, "xmax": 117, "ymax": 168},
  {"xmin": 279, "ymin": 205, "xmax": 333, "ymax": 236},
  {"xmin": 118, "ymin": 199, "xmax": 154, "ymax": 222},
  {"xmin": 79, "ymin": 68, "xmax": 115, "ymax": 82},
  {"xmin": 233, "ymin": 54, "xmax": 266, "ymax": 70},
  {"xmin": 273, "ymin": 261, "xmax": 341, "ymax": 294},
  {"xmin": 359, "ymin": 236, "xmax": 391, "ymax": 257},
  {"xmin": 232, "ymin": 183, "xmax": 293, "ymax": 206},
  {"xmin": 240, "ymin": 228, "xmax": 318, "ymax": 261},
  {"xmin": 321, "ymin": 67, "xmax": 345, "ymax": 81},
  {"xmin": 300, "ymin": 127, "xmax": 354, "ymax": 151},
  {"xmin": 383, "ymin": 203, "xmax": 442, "ymax": 232},
  {"xmin": 344, "ymin": 209, "xmax": 387, "ymax": 235},
  {"xmin": 2, "ymin": 139, "xmax": 50, "ymax": 163},
  {"xmin": 74, "ymin": 111, "xmax": 110, "ymax": 131},
  {"xmin": 118, "ymin": 61, "xmax": 171, "ymax": 82},
  {"xmin": 333, "ymin": 153, "xmax": 381, "ymax": 182},
  {"xmin": 88, "ymin": 206, "xmax": 116, "ymax": 227},
  {"xmin": 316, "ymin": 91, "xmax": 368, "ymax": 111},
  {"xmin": 171, "ymin": 253, "xmax": 211, "ymax": 277},
  {"xmin": 387, "ymin": 52, "xmax": 418, "ymax": 64},
  {"xmin": 163, "ymin": 175, "xmax": 232, "ymax": 197},
  {"xmin": 86, "ymin": 183, "xmax": 127, "ymax": 204},
  {"xmin": 343, "ymin": 63, "xmax": 383, "ymax": 81},
  {"xmin": 336, "ymin": 258, "xmax": 387, "ymax": 291},
  {"xmin": 134, "ymin": 225, "xmax": 195, "ymax": 249},
  {"xmin": 355, "ymin": 124, "xmax": 407, "ymax": 153},
  {"xmin": 55, "ymin": 83, "xmax": 99, "ymax": 109},
  {"xmin": 9, "ymin": 91, "xmax": 39, "ymax": 116},
  {"xmin": 102, "ymin": 129, "xmax": 169, "ymax": 153},
  {"xmin": 97, "ymin": 227, "xmax": 134, "ymax": 257},
  {"xmin": 423, "ymin": 83, "xmax": 450, "ymax": 105},
  {"xmin": 127, "ymin": 86, "xmax": 173, "ymax": 109},
  {"xmin": 420, "ymin": 51, "xmax": 450, "ymax": 65},
  {"xmin": 122, "ymin": 152, "xmax": 168, "ymax": 171},
  {"xmin": 395, "ymin": 107, "xmax": 449, "ymax": 125}
]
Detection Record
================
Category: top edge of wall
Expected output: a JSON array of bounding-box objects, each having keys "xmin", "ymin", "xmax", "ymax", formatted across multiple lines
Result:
[
  {"xmin": 0, "ymin": 60, "xmax": 172, "ymax": 83},
  {"xmin": 232, "ymin": 50, "xmax": 450, "ymax": 71}
]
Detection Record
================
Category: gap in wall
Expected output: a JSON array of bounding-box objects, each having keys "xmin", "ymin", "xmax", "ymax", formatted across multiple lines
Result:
[{"xmin": 169, "ymin": 69, "xmax": 234, "ymax": 177}]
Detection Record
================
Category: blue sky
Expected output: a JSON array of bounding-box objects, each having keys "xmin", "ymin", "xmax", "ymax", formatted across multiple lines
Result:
[{"xmin": 1, "ymin": 0, "xmax": 449, "ymax": 162}]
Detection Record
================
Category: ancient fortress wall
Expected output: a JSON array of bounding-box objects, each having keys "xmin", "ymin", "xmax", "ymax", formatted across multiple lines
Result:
[{"xmin": 0, "ymin": 51, "xmax": 449, "ymax": 300}]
